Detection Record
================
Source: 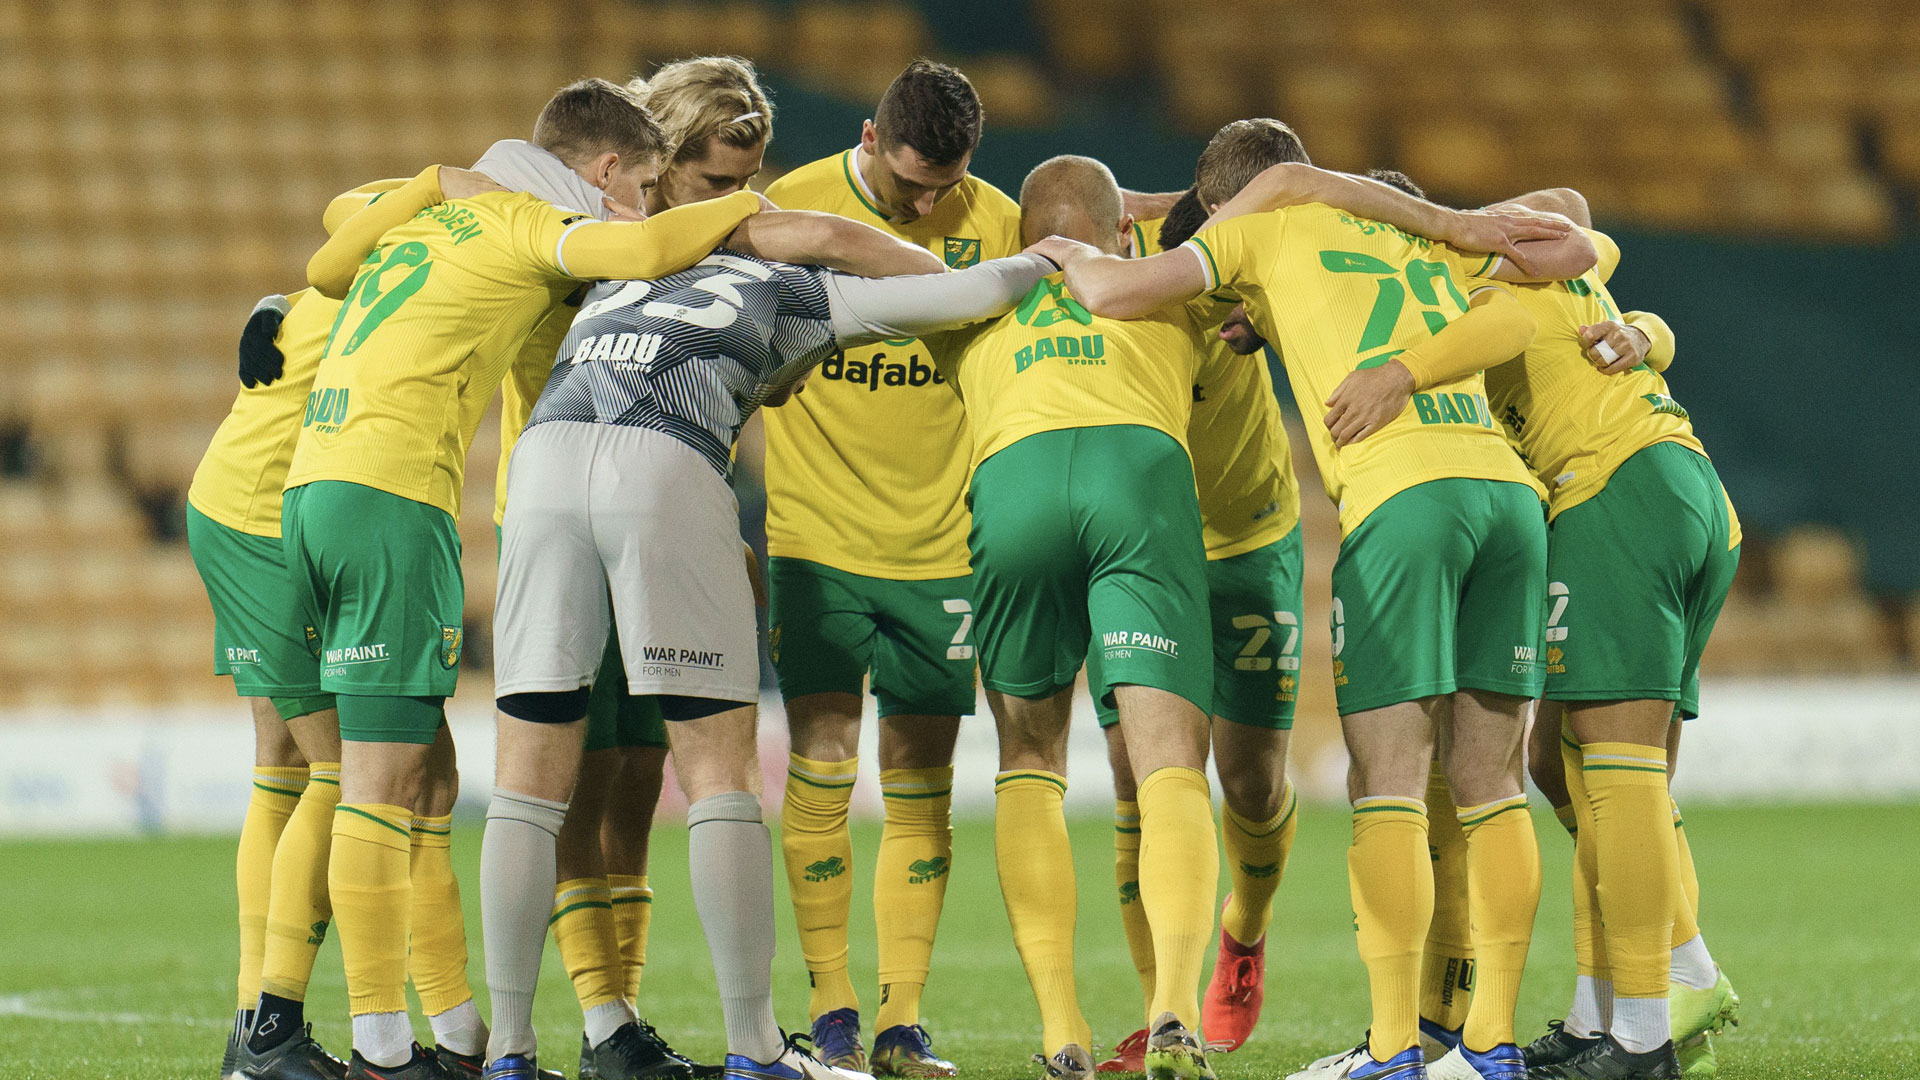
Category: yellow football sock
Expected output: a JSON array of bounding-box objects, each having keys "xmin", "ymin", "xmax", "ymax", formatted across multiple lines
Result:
[
  {"xmin": 1350, "ymin": 796, "xmax": 1432, "ymax": 1062},
  {"xmin": 874, "ymin": 765, "xmax": 953, "ymax": 1033},
  {"xmin": 261, "ymin": 763, "xmax": 339, "ymax": 1001},
  {"xmin": 1421, "ymin": 764, "xmax": 1473, "ymax": 1035},
  {"xmin": 995, "ymin": 771, "xmax": 1090, "ymax": 1055},
  {"xmin": 553, "ymin": 877, "xmax": 624, "ymax": 1011},
  {"xmin": 1564, "ymin": 726, "xmax": 1610, "ymax": 983},
  {"xmin": 1139, "ymin": 767, "xmax": 1218, "ymax": 1032},
  {"xmin": 1456, "ymin": 794, "xmax": 1541, "ymax": 1052},
  {"xmin": 1113, "ymin": 799, "xmax": 1156, "ymax": 1005},
  {"xmin": 1221, "ymin": 781, "xmax": 1297, "ymax": 948},
  {"xmin": 1581, "ymin": 743, "xmax": 1678, "ymax": 1000},
  {"xmin": 331, "ymin": 803, "xmax": 414, "ymax": 1016},
  {"xmin": 1671, "ymin": 799, "xmax": 1701, "ymax": 946},
  {"xmin": 1553, "ymin": 803, "xmax": 1579, "ymax": 838},
  {"xmin": 406, "ymin": 812, "xmax": 473, "ymax": 1017},
  {"xmin": 609, "ymin": 874, "xmax": 653, "ymax": 1002},
  {"xmin": 237, "ymin": 766, "xmax": 306, "ymax": 1008},
  {"xmin": 781, "ymin": 753, "xmax": 860, "ymax": 1019}
]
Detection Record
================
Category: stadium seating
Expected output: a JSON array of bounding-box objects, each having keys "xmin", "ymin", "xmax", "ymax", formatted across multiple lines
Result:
[{"xmin": 0, "ymin": 0, "xmax": 1908, "ymax": 707}]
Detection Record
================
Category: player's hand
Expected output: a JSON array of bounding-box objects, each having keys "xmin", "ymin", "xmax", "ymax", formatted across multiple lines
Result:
[
  {"xmin": 439, "ymin": 166, "xmax": 506, "ymax": 200},
  {"xmin": 1324, "ymin": 359, "xmax": 1415, "ymax": 447},
  {"xmin": 1445, "ymin": 208, "xmax": 1570, "ymax": 277},
  {"xmin": 1024, "ymin": 235, "xmax": 1100, "ymax": 271},
  {"xmin": 603, "ymin": 195, "xmax": 646, "ymax": 221},
  {"xmin": 1579, "ymin": 320, "xmax": 1652, "ymax": 375},
  {"xmin": 745, "ymin": 543, "xmax": 768, "ymax": 608},
  {"xmin": 238, "ymin": 294, "xmax": 292, "ymax": 388}
]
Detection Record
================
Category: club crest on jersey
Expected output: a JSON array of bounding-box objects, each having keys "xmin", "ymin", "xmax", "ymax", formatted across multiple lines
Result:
[
  {"xmin": 439, "ymin": 625, "xmax": 463, "ymax": 670},
  {"xmin": 943, "ymin": 237, "xmax": 981, "ymax": 268}
]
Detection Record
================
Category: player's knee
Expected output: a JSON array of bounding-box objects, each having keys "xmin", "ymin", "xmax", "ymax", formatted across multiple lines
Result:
[
  {"xmin": 498, "ymin": 688, "xmax": 592, "ymax": 725},
  {"xmin": 1218, "ymin": 765, "xmax": 1285, "ymax": 821}
]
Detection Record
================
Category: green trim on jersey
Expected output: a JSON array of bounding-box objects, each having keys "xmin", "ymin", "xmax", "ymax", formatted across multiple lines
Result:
[{"xmin": 841, "ymin": 150, "xmax": 889, "ymax": 222}]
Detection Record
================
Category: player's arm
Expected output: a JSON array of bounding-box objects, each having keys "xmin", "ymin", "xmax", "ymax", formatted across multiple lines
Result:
[
  {"xmin": 1200, "ymin": 163, "xmax": 1580, "ymax": 278},
  {"xmin": 547, "ymin": 189, "xmax": 768, "ymax": 282},
  {"xmin": 1323, "ymin": 288, "xmax": 1537, "ymax": 447},
  {"xmin": 1582, "ymin": 310, "xmax": 1674, "ymax": 375},
  {"xmin": 1058, "ymin": 242, "xmax": 1209, "ymax": 320},
  {"xmin": 1121, "ymin": 188, "xmax": 1187, "ymax": 221},
  {"xmin": 721, "ymin": 209, "xmax": 946, "ymax": 277},
  {"xmin": 307, "ymin": 165, "xmax": 504, "ymax": 297},
  {"xmin": 321, "ymin": 178, "xmax": 410, "ymax": 234},
  {"xmin": 822, "ymin": 240, "xmax": 1084, "ymax": 347},
  {"xmin": 1506, "ymin": 187, "xmax": 1591, "ymax": 228}
]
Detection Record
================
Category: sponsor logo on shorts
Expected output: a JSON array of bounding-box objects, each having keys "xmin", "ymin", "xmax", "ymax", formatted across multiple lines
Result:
[
  {"xmin": 805, "ymin": 856, "xmax": 846, "ymax": 882},
  {"xmin": 1511, "ymin": 644, "xmax": 1536, "ymax": 676},
  {"xmin": 303, "ymin": 625, "xmax": 322, "ymax": 659},
  {"xmin": 324, "ymin": 643, "xmax": 389, "ymax": 668},
  {"xmin": 225, "ymin": 646, "xmax": 262, "ymax": 667},
  {"xmin": 440, "ymin": 625, "xmax": 463, "ymax": 670},
  {"xmin": 1547, "ymin": 645, "xmax": 1566, "ymax": 675},
  {"xmin": 1277, "ymin": 672, "xmax": 1298, "ymax": 702},
  {"xmin": 639, "ymin": 645, "xmax": 725, "ymax": 679},
  {"xmin": 907, "ymin": 856, "xmax": 950, "ymax": 884},
  {"xmin": 1101, "ymin": 630, "xmax": 1179, "ymax": 660},
  {"xmin": 768, "ymin": 624, "xmax": 782, "ymax": 664}
]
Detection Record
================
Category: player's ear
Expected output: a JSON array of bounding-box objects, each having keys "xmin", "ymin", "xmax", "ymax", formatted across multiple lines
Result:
[
  {"xmin": 1117, "ymin": 213, "xmax": 1135, "ymax": 257},
  {"xmin": 860, "ymin": 120, "xmax": 880, "ymax": 154},
  {"xmin": 586, "ymin": 151, "xmax": 620, "ymax": 190}
]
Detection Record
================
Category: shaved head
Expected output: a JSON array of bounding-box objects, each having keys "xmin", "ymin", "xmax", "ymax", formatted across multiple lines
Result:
[{"xmin": 1018, "ymin": 154, "xmax": 1126, "ymax": 250}]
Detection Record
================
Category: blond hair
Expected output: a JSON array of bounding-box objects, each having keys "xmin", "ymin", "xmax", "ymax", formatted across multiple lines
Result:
[{"xmin": 626, "ymin": 56, "xmax": 773, "ymax": 166}]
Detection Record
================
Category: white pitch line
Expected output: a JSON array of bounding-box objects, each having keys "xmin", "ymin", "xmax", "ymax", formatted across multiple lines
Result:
[{"xmin": 0, "ymin": 993, "xmax": 209, "ymax": 1026}]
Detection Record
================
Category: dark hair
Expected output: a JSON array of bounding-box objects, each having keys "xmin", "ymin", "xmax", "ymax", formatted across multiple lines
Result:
[
  {"xmin": 874, "ymin": 60, "xmax": 984, "ymax": 167},
  {"xmin": 1194, "ymin": 118, "xmax": 1310, "ymax": 207},
  {"xmin": 533, "ymin": 78, "xmax": 666, "ymax": 169},
  {"xmin": 1156, "ymin": 187, "xmax": 1209, "ymax": 249},
  {"xmin": 1366, "ymin": 168, "xmax": 1426, "ymax": 200}
]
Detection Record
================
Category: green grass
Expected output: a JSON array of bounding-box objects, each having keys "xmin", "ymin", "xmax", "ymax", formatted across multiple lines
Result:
[{"xmin": 2, "ymin": 804, "xmax": 1916, "ymax": 1078}]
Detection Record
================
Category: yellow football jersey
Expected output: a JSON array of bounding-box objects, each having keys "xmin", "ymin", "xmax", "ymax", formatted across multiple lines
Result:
[
  {"xmin": 186, "ymin": 179, "xmax": 411, "ymax": 537},
  {"xmin": 289, "ymin": 178, "xmax": 759, "ymax": 518},
  {"xmin": 1187, "ymin": 203, "xmax": 1544, "ymax": 536},
  {"xmin": 1486, "ymin": 235, "xmax": 1737, "ymax": 543},
  {"xmin": 760, "ymin": 149, "xmax": 1022, "ymax": 580},
  {"xmin": 936, "ymin": 273, "xmax": 1214, "ymax": 469},
  {"xmin": 1134, "ymin": 217, "xmax": 1300, "ymax": 559}
]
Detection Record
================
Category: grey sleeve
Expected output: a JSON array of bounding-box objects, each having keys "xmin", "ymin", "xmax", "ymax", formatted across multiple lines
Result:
[{"xmin": 823, "ymin": 253, "xmax": 1056, "ymax": 347}]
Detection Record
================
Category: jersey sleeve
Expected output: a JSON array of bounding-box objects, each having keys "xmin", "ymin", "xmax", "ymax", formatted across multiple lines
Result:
[
  {"xmin": 307, "ymin": 165, "xmax": 444, "ymax": 298},
  {"xmin": 542, "ymin": 190, "xmax": 763, "ymax": 283},
  {"xmin": 1182, "ymin": 210, "xmax": 1279, "ymax": 293},
  {"xmin": 1587, "ymin": 228, "xmax": 1622, "ymax": 284},
  {"xmin": 823, "ymin": 253, "xmax": 1056, "ymax": 347},
  {"xmin": 1393, "ymin": 287, "xmax": 1537, "ymax": 389},
  {"xmin": 321, "ymin": 177, "xmax": 411, "ymax": 235},
  {"xmin": 1623, "ymin": 309, "xmax": 1675, "ymax": 372}
]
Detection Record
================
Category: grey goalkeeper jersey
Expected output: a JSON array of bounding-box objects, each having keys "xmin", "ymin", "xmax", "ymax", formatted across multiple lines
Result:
[{"xmin": 526, "ymin": 248, "xmax": 1054, "ymax": 476}]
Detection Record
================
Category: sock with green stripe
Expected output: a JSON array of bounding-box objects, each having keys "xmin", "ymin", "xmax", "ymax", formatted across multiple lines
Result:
[
  {"xmin": 481, "ymin": 791, "xmax": 568, "ymax": 1060},
  {"xmin": 238, "ymin": 766, "xmax": 305, "ymax": 1009},
  {"xmin": 1350, "ymin": 796, "xmax": 1432, "ymax": 1062},
  {"xmin": 256, "ymin": 763, "xmax": 338, "ymax": 1033},
  {"xmin": 1112, "ymin": 799, "xmax": 1157, "ymax": 1005},
  {"xmin": 1457, "ymin": 793, "xmax": 1541, "ymax": 1052},
  {"xmin": 609, "ymin": 873, "xmax": 653, "ymax": 1001},
  {"xmin": 874, "ymin": 765, "xmax": 954, "ymax": 1032},
  {"xmin": 1581, "ymin": 741, "xmax": 1678, "ymax": 1052},
  {"xmin": 779, "ymin": 753, "xmax": 860, "ymax": 1019},
  {"xmin": 996, "ymin": 770, "xmax": 1091, "ymax": 1056},
  {"xmin": 330, "ymin": 802, "xmax": 416, "ymax": 1063},
  {"xmin": 1221, "ymin": 781, "xmax": 1298, "ymax": 948}
]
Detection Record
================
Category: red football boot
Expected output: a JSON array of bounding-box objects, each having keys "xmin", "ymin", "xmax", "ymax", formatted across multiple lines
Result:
[
  {"xmin": 1201, "ymin": 915, "xmax": 1265, "ymax": 1052},
  {"xmin": 1094, "ymin": 1029, "xmax": 1147, "ymax": 1073}
]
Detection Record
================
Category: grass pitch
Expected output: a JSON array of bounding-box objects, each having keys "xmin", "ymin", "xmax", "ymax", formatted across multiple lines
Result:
[{"xmin": 2, "ymin": 803, "xmax": 1915, "ymax": 1079}]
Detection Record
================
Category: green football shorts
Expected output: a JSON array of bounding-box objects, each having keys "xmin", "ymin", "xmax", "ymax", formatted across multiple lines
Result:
[
  {"xmin": 585, "ymin": 625, "xmax": 668, "ymax": 751},
  {"xmin": 970, "ymin": 425, "xmax": 1211, "ymax": 716},
  {"xmin": 1544, "ymin": 441, "xmax": 1740, "ymax": 719},
  {"xmin": 283, "ymin": 480, "xmax": 463, "ymax": 741},
  {"xmin": 1329, "ymin": 477, "xmax": 1547, "ymax": 715},
  {"xmin": 1095, "ymin": 522, "xmax": 1304, "ymax": 729},
  {"xmin": 186, "ymin": 504, "xmax": 330, "ymax": 708},
  {"xmin": 495, "ymin": 524, "xmax": 665, "ymax": 750},
  {"xmin": 767, "ymin": 557, "xmax": 977, "ymax": 718}
]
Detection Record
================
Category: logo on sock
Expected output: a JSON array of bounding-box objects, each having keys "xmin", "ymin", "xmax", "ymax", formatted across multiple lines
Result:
[
  {"xmin": 1240, "ymin": 860, "xmax": 1280, "ymax": 879},
  {"xmin": 907, "ymin": 856, "xmax": 950, "ymax": 884},
  {"xmin": 306, "ymin": 919, "xmax": 329, "ymax": 946},
  {"xmin": 804, "ymin": 856, "xmax": 847, "ymax": 882},
  {"xmin": 1118, "ymin": 880, "xmax": 1140, "ymax": 905}
]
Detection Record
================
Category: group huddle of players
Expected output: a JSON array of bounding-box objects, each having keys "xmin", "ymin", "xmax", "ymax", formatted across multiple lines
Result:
[{"xmin": 188, "ymin": 55, "xmax": 1743, "ymax": 1080}]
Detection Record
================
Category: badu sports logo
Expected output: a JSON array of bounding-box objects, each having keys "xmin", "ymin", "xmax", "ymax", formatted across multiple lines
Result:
[
  {"xmin": 805, "ymin": 856, "xmax": 847, "ymax": 882},
  {"xmin": 1101, "ymin": 630, "xmax": 1179, "ymax": 660}
]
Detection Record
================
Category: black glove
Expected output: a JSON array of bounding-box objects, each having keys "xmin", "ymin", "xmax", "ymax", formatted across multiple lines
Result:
[{"xmin": 238, "ymin": 295, "xmax": 292, "ymax": 388}]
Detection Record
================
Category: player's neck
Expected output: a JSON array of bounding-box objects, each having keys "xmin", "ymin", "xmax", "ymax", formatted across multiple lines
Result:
[{"xmin": 852, "ymin": 145, "xmax": 881, "ymax": 202}]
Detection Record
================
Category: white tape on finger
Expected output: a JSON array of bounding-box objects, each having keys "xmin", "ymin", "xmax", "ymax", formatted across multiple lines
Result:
[{"xmin": 1593, "ymin": 340, "xmax": 1619, "ymax": 364}]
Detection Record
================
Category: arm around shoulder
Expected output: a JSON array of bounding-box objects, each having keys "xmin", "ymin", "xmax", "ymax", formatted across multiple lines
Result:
[
  {"xmin": 307, "ymin": 165, "xmax": 445, "ymax": 298},
  {"xmin": 1623, "ymin": 310, "xmax": 1675, "ymax": 372},
  {"xmin": 1394, "ymin": 288, "xmax": 1536, "ymax": 389},
  {"xmin": 724, "ymin": 210, "xmax": 945, "ymax": 277},
  {"xmin": 556, "ymin": 189, "xmax": 764, "ymax": 282}
]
